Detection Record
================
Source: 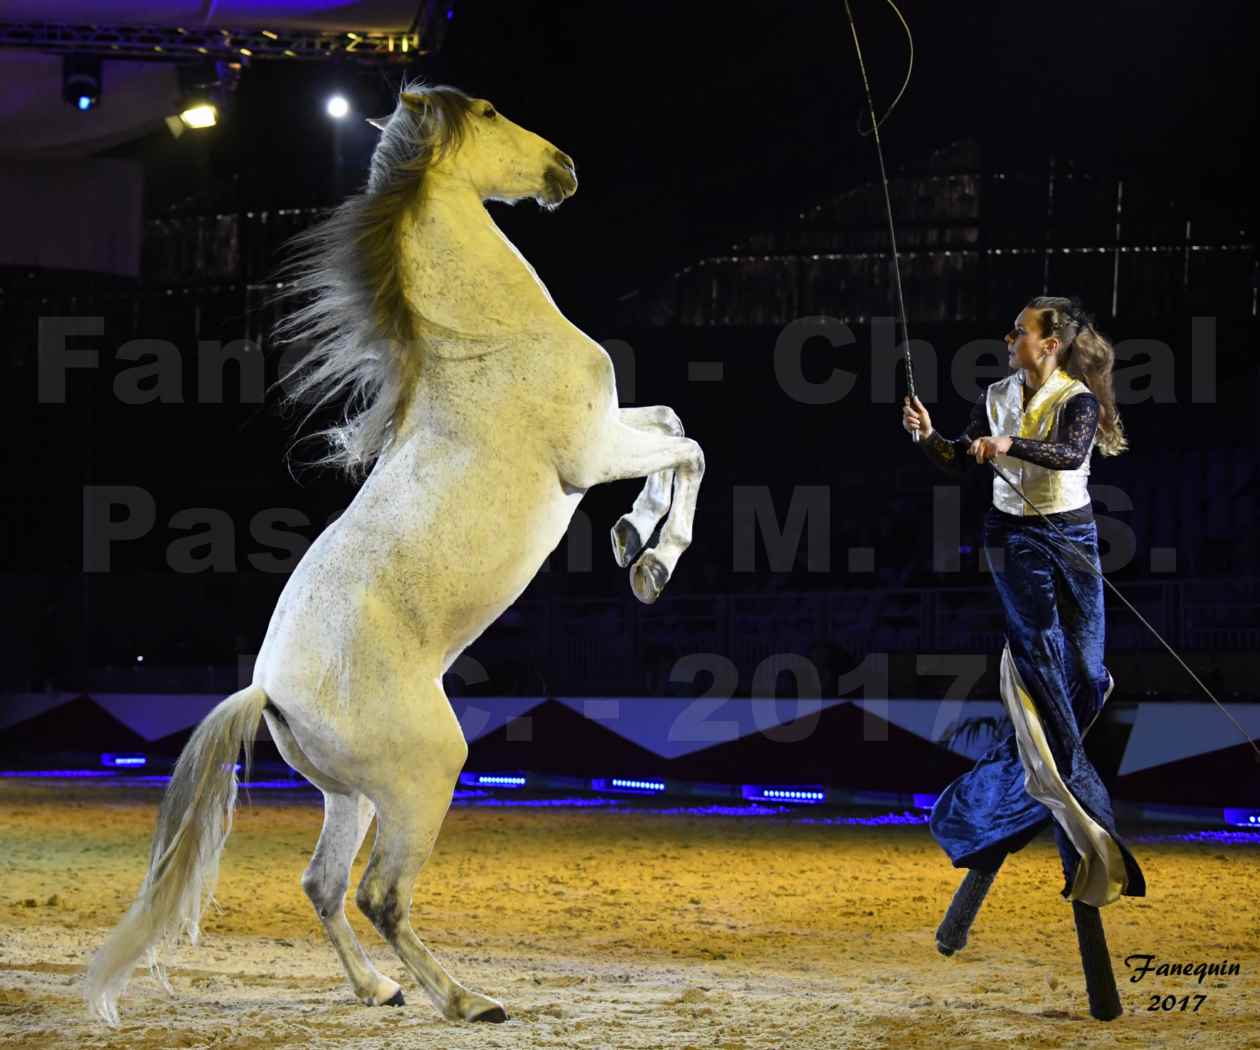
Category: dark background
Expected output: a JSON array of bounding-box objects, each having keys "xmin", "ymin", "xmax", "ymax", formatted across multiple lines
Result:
[{"xmin": 1, "ymin": 1, "xmax": 1256, "ymax": 801}]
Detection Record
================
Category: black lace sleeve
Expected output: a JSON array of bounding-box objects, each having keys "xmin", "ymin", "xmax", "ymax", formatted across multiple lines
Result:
[
  {"xmin": 1007, "ymin": 393, "xmax": 1100, "ymax": 470},
  {"xmin": 918, "ymin": 393, "xmax": 990, "ymax": 477}
]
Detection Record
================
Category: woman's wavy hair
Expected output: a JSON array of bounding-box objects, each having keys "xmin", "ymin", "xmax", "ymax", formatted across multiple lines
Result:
[{"xmin": 1025, "ymin": 294, "xmax": 1129, "ymax": 456}]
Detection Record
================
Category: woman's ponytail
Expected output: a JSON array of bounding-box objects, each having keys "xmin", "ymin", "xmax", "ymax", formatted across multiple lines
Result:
[{"xmin": 1026, "ymin": 295, "xmax": 1129, "ymax": 456}]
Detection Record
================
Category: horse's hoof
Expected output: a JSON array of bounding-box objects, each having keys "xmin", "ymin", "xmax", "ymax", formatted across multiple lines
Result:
[
  {"xmin": 936, "ymin": 940, "xmax": 955, "ymax": 956},
  {"xmin": 456, "ymin": 990, "xmax": 508, "ymax": 1023},
  {"xmin": 470, "ymin": 1004, "xmax": 509, "ymax": 1023},
  {"xmin": 611, "ymin": 517, "xmax": 643, "ymax": 568},
  {"xmin": 382, "ymin": 989, "xmax": 406, "ymax": 1007},
  {"xmin": 630, "ymin": 550, "xmax": 668, "ymax": 604}
]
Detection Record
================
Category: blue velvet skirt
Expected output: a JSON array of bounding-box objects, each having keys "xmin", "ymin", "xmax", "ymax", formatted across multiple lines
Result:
[{"xmin": 929, "ymin": 506, "xmax": 1146, "ymax": 904}]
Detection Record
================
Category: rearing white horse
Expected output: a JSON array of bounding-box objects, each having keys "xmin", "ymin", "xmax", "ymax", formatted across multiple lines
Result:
[{"xmin": 85, "ymin": 82, "xmax": 704, "ymax": 1026}]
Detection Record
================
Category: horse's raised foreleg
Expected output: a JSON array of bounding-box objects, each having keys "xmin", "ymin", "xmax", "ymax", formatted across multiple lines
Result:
[
  {"xmin": 586, "ymin": 422, "xmax": 704, "ymax": 603},
  {"xmin": 610, "ymin": 406, "xmax": 684, "ymax": 568},
  {"xmin": 354, "ymin": 693, "xmax": 506, "ymax": 1023},
  {"xmin": 303, "ymin": 791, "xmax": 404, "ymax": 1006}
]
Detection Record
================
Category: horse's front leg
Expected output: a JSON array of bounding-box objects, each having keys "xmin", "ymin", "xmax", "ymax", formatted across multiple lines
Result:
[
  {"xmin": 610, "ymin": 406, "xmax": 686, "ymax": 569},
  {"xmin": 586, "ymin": 420, "xmax": 704, "ymax": 603}
]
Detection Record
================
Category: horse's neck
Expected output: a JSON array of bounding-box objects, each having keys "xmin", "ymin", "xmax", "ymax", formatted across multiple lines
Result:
[
  {"xmin": 399, "ymin": 178, "xmax": 561, "ymax": 344},
  {"xmin": 384, "ymin": 178, "xmax": 582, "ymax": 459}
]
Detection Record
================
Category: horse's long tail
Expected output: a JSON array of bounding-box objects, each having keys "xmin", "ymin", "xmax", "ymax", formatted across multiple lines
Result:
[{"xmin": 84, "ymin": 683, "xmax": 269, "ymax": 1026}]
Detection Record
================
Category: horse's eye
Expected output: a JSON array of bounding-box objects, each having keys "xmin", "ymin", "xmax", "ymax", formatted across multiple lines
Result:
[{"xmin": 483, "ymin": 107, "xmax": 496, "ymax": 119}]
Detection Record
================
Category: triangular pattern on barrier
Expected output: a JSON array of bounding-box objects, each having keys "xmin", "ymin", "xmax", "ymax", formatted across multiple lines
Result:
[
  {"xmin": 0, "ymin": 692, "xmax": 79, "ymax": 732},
  {"xmin": 556, "ymin": 697, "xmax": 848, "ymax": 759},
  {"xmin": 849, "ymin": 699, "xmax": 1009, "ymax": 760},
  {"xmin": 92, "ymin": 693, "xmax": 223, "ymax": 742},
  {"xmin": 1117, "ymin": 701, "xmax": 1260, "ymax": 775},
  {"xmin": 3, "ymin": 694, "xmax": 1257, "ymax": 784},
  {"xmin": 450, "ymin": 697, "xmax": 550, "ymax": 744}
]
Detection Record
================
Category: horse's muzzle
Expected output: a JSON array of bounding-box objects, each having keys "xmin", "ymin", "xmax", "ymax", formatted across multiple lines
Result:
[{"xmin": 539, "ymin": 162, "xmax": 578, "ymax": 209}]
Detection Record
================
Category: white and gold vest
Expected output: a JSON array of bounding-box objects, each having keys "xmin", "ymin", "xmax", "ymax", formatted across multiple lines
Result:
[{"xmin": 986, "ymin": 367, "xmax": 1095, "ymax": 516}]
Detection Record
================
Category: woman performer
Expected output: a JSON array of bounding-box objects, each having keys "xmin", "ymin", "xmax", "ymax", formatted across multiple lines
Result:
[{"xmin": 901, "ymin": 295, "xmax": 1146, "ymax": 1021}]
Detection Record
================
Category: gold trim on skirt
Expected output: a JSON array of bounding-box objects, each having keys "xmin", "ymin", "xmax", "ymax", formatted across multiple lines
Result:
[{"xmin": 998, "ymin": 641, "xmax": 1128, "ymax": 907}]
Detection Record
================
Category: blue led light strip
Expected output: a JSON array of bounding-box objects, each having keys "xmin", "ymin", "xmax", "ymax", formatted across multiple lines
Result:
[
  {"xmin": 474, "ymin": 775, "xmax": 527, "ymax": 788},
  {"xmin": 744, "ymin": 785, "xmax": 827, "ymax": 804},
  {"xmin": 100, "ymin": 753, "xmax": 147, "ymax": 768},
  {"xmin": 608, "ymin": 778, "xmax": 666, "ymax": 792}
]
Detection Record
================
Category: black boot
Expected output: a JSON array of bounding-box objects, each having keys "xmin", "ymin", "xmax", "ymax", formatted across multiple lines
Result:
[
  {"xmin": 936, "ymin": 862, "xmax": 1002, "ymax": 956},
  {"xmin": 1071, "ymin": 900, "xmax": 1123, "ymax": 1021}
]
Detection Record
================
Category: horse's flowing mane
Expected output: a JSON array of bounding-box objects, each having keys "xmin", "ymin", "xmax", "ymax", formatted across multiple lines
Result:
[{"xmin": 270, "ymin": 81, "xmax": 476, "ymax": 478}]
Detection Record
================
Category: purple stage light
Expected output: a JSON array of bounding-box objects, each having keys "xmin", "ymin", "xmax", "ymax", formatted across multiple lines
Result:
[
  {"xmin": 912, "ymin": 793, "xmax": 938, "ymax": 810},
  {"xmin": 1223, "ymin": 808, "xmax": 1260, "ymax": 828},
  {"xmin": 648, "ymin": 803, "xmax": 790, "ymax": 817},
  {"xmin": 238, "ymin": 779, "xmax": 311, "ymax": 790},
  {"xmin": 0, "ymin": 769, "xmax": 117, "ymax": 778},
  {"xmin": 454, "ymin": 796, "xmax": 623, "ymax": 810},
  {"xmin": 798, "ymin": 810, "xmax": 932, "ymax": 827},
  {"xmin": 1135, "ymin": 829, "xmax": 1260, "ymax": 847}
]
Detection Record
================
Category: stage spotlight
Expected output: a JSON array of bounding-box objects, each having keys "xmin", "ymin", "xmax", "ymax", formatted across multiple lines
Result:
[
  {"xmin": 63, "ymin": 54, "xmax": 102, "ymax": 111},
  {"xmin": 171, "ymin": 59, "xmax": 238, "ymax": 133},
  {"xmin": 179, "ymin": 100, "xmax": 219, "ymax": 129},
  {"xmin": 326, "ymin": 94, "xmax": 350, "ymax": 119}
]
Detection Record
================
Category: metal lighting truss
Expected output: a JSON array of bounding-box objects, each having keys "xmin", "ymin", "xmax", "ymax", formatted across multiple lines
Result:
[{"xmin": 0, "ymin": 11, "xmax": 446, "ymax": 63}]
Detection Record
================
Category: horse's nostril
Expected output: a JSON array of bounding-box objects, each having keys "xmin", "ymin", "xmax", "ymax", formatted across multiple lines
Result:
[{"xmin": 556, "ymin": 151, "xmax": 575, "ymax": 172}]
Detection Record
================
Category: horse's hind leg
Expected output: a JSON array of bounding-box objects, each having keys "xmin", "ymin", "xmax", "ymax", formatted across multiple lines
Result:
[
  {"xmin": 610, "ymin": 406, "xmax": 683, "ymax": 568},
  {"xmin": 303, "ymin": 791, "xmax": 404, "ymax": 1006},
  {"xmin": 263, "ymin": 705, "xmax": 401, "ymax": 1005},
  {"xmin": 936, "ymin": 859, "xmax": 1003, "ymax": 955},
  {"xmin": 355, "ymin": 704, "xmax": 506, "ymax": 1022}
]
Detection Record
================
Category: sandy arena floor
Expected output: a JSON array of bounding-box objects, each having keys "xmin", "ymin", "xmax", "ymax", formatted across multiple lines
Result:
[{"xmin": 0, "ymin": 779, "xmax": 1257, "ymax": 1049}]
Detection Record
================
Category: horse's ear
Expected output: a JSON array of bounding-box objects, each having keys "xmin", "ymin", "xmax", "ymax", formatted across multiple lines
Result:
[
  {"xmin": 366, "ymin": 115, "xmax": 390, "ymax": 131},
  {"xmin": 400, "ymin": 91, "xmax": 426, "ymax": 110}
]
